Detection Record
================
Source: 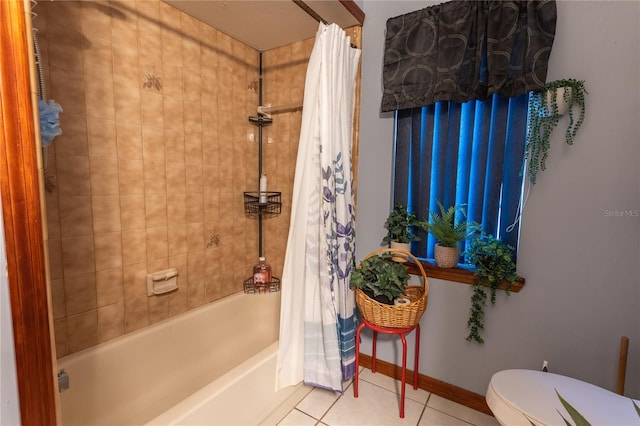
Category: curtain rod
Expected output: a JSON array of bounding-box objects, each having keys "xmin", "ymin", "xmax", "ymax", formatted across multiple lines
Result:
[{"xmin": 292, "ymin": 0, "xmax": 328, "ymax": 24}]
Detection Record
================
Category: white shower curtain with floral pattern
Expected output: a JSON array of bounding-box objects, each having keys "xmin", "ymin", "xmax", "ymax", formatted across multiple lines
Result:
[{"xmin": 276, "ymin": 23, "xmax": 360, "ymax": 393}]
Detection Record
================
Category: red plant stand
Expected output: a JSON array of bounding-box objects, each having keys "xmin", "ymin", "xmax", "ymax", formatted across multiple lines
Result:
[{"xmin": 354, "ymin": 317, "xmax": 420, "ymax": 418}]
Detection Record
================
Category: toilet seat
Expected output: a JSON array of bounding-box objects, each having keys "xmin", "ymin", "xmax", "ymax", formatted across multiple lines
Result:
[{"xmin": 486, "ymin": 369, "xmax": 640, "ymax": 426}]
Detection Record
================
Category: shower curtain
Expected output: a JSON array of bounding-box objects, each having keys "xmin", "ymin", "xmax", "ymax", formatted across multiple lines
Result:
[{"xmin": 276, "ymin": 23, "xmax": 361, "ymax": 393}]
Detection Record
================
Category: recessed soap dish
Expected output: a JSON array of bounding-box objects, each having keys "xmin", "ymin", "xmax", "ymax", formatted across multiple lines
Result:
[{"xmin": 147, "ymin": 268, "xmax": 178, "ymax": 296}]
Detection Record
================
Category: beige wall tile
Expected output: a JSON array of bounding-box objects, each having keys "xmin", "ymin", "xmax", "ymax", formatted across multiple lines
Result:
[
  {"xmin": 162, "ymin": 28, "xmax": 182, "ymax": 66},
  {"xmin": 168, "ymin": 287, "xmax": 188, "ymax": 317},
  {"xmin": 165, "ymin": 128, "xmax": 185, "ymax": 163},
  {"xmin": 46, "ymin": 195, "xmax": 62, "ymax": 239},
  {"xmin": 80, "ymin": 1, "xmax": 112, "ymax": 43},
  {"xmin": 186, "ymin": 193, "xmax": 203, "ymax": 224},
  {"xmin": 122, "ymin": 230, "xmax": 147, "ymax": 266},
  {"xmin": 187, "ymin": 277, "xmax": 205, "ymax": 309},
  {"xmin": 146, "ymin": 227, "xmax": 168, "ymax": 260},
  {"xmin": 92, "ymin": 196, "xmax": 122, "ymax": 234},
  {"xmin": 90, "ymin": 157, "xmax": 119, "ymax": 196},
  {"xmin": 186, "ymin": 163, "xmax": 203, "ymax": 193},
  {"xmin": 85, "ymin": 77, "xmax": 116, "ymax": 121},
  {"xmin": 50, "ymin": 67, "xmax": 86, "ymax": 117},
  {"xmin": 162, "ymin": 65, "xmax": 183, "ymax": 100},
  {"xmin": 114, "ymin": 80, "xmax": 142, "ymax": 125},
  {"xmin": 82, "ymin": 36, "xmax": 113, "ymax": 78},
  {"xmin": 169, "ymin": 254, "xmax": 188, "ymax": 289},
  {"xmin": 124, "ymin": 296, "xmax": 149, "ymax": 332},
  {"xmin": 113, "ymin": 48, "xmax": 140, "ymax": 88},
  {"xmin": 56, "ymin": 155, "xmax": 91, "ymax": 197},
  {"xmin": 204, "ymin": 191, "xmax": 220, "ymax": 223},
  {"xmin": 67, "ymin": 310, "xmax": 99, "ymax": 353},
  {"xmin": 123, "ymin": 262, "xmax": 147, "ymax": 299},
  {"xmin": 167, "ymin": 194, "xmax": 186, "ymax": 225},
  {"xmin": 168, "ymin": 225, "xmax": 187, "ymax": 257},
  {"xmin": 44, "ymin": 0, "xmax": 305, "ymax": 357},
  {"xmin": 204, "ymin": 274, "xmax": 221, "ymax": 303},
  {"xmin": 54, "ymin": 318, "xmax": 69, "ymax": 358},
  {"xmin": 186, "ymin": 222, "xmax": 204, "ymax": 252},
  {"xmin": 116, "ymin": 122, "xmax": 143, "ymax": 160},
  {"xmin": 118, "ymin": 159, "xmax": 144, "ymax": 196},
  {"xmin": 87, "ymin": 116, "xmax": 117, "ymax": 158},
  {"xmin": 98, "ymin": 302, "xmax": 125, "ymax": 343},
  {"xmin": 163, "ymin": 96, "xmax": 184, "ymax": 130},
  {"xmin": 51, "ymin": 279, "xmax": 66, "ymax": 320},
  {"xmin": 147, "ymin": 258, "xmax": 168, "ymax": 275},
  {"xmin": 166, "ymin": 162, "xmax": 186, "ymax": 195},
  {"xmin": 120, "ymin": 195, "xmax": 146, "ymax": 230},
  {"xmin": 184, "ymin": 129, "xmax": 203, "ymax": 164},
  {"xmin": 142, "ymin": 126, "xmax": 165, "ymax": 163},
  {"xmin": 141, "ymin": 90, "xmax": 164, "ymax": 128},
  {"xmin": 148, "ymin": 293, "xmax": 170, "ymax": 324},
  {"xmin": 47, "ymin": 25, "xmax": 84, "ymax": 73},
  {"xmin": 46, "ymin": 1, "xmax": 81, "ymax": 31},
  {"xmin": 112, "ymin": 21, "xmax": 139, "ymax": 53},
  {"xmin": 55, "ymin": 113, "xmax": 89, "ymax": 157},
  {"xmin": 145, "ymin": 193, "xmax": 168, "ymax": 228},
  {"xmin": 61, "ymin": 235, "xmax": 96, "ymax": 278},
  {"xmin": 96, "ymin": 267, "xmax": 124, "ymax": 307},
  {"xmin": 94, "ymin": 232, "xmax": 123, "ymax": 271},
  {"xmin": 48, "ymin": 238, "xmax": 64, "ymax": 281},
  {"xmin": 144, "ymin": 161, "xmax": 167, "ymax": 194},
  {"xmin": 204, "ymin": 246, "xmax": 220, "ymax": 277},
  {"xmin": 159, "ymin": 1, "xmax": 181, "ymax": 30},
  {"xmin": 187, "ymin": 250, "xmax": 204, "ymax": 280}
]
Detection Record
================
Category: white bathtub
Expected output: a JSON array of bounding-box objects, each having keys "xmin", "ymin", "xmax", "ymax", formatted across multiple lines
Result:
[{"xmin": 57, "ymin": 292, "xmax": 286, "ymax": 425}]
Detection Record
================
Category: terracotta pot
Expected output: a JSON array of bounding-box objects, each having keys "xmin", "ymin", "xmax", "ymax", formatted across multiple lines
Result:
[{"xmin": 434, "ymin": 243, "xmax": 459, "ymax": 268}]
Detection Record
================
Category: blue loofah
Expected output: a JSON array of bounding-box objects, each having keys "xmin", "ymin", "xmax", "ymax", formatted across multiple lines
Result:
[{"xmin": 38, "ymin": 98, "xmax": 63, "ymax": 147}]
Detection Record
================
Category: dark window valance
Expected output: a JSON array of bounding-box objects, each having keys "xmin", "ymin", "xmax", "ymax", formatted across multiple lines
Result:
[{"xmin": 381, "ymin": 1, "xmax": 557, "ymax": 112}]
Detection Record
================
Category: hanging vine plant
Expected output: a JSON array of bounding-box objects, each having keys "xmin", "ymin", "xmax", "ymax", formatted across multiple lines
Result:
[
  {"xmin": 464, "ymin": 235, "xmax": 520, "ymax": 344},
  {"xmin": 525, "ymin": 79, "xmax": 588, "ymax": 184}
]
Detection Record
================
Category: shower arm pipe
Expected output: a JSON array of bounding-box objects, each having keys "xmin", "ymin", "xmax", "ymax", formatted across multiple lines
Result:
[{"xmin": 257, "ymin": 102, "xmax": 303, "ymax": 118}]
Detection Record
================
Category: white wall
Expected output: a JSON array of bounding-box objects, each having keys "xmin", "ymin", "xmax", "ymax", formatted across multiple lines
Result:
[{"xmin": 357, "ymin": 0, "xmax": 640, "ymax": 398}]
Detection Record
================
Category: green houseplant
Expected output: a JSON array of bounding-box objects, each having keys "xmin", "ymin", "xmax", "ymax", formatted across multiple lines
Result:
[
  {"xmin": 382, "ymin": 204, "xmax": 424, "ymax": 245},
  {"xmin": 350, "ymin": 252, "xmax": 410, "ymax": 305},
  {"xmin": 424, "ymin": 202, "xmax": 478, "ymax": 268},
  {"xmin": 464, "ymin": 234, "xmax": 520, "ymax": 344},
  {"xmin": 526, "ymin": 78, "xmax": 588, "ymax": 184}
]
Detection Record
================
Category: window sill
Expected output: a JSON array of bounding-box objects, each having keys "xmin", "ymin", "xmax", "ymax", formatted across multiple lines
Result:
[{"xmin": 406, "ymin": 258, "xmax": 525, "ymax": 293}]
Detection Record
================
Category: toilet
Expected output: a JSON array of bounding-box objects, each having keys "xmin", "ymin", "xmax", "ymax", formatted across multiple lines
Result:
[{"xmin": 486, "ymin": 369, "xmax": 640, "ymax": 425}]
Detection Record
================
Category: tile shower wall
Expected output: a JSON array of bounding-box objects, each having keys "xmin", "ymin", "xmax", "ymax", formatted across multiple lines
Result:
[{"xmin": 35, "ymin": 0, "xmax": 312, "ymax": 357}]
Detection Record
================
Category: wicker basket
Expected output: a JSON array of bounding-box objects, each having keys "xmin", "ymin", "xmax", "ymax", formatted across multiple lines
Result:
[{"xmin": 354, "ymin": 248, "xmax": 429, "ymax": 328}]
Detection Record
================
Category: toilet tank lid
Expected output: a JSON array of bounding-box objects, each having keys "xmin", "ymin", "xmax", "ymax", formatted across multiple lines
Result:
[{"xmin": 488, "ymin": 369, "xmax": 640, "ymax": 426}]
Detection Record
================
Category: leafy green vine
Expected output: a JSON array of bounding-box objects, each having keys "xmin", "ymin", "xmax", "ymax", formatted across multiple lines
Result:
[
  {"xmin": 525, "ymin": 79, "xmax": 588, "ymax": 184},
  {"xmin": 465, "ymin": 235, "xmax": 520, "ymax": 344}
]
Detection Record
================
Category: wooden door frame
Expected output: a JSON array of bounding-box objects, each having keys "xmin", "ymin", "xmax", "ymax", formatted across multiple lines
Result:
[{"xmin": 0, "ymin": 0, "xmax": 57, "ymax": 423}]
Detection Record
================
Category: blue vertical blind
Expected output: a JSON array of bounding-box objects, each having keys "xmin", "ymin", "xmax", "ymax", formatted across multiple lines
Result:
[{"xmin": 393, "ymin": 93, "xmax": 529, "ymax": 260}]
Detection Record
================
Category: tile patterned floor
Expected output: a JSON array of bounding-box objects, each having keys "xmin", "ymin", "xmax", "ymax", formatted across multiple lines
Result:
[{"xmin": 261, "ymin": 367, "xmax": 500, "ymax": 426}]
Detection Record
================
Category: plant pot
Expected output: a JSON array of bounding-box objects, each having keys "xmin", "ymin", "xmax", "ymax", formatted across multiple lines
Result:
[
  {"xmin": 543, "ymin": 87, "xmax": 571, "ymax": 117},
  {"xmin": 434, "ymin": 243, "xmax": 459, "ymax": 268},
  {"xmin": 390, "ymin": 241, "xmax": 410, "ymax": 262},
  {"xmin": 362, "ymin": 288, "xmax": 393, "ymax": 305}
]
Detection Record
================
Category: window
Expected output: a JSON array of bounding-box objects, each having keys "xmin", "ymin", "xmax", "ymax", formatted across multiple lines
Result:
[{"xmin": 393, "ymin": 92, "xmax": 529, "ymax": 262}]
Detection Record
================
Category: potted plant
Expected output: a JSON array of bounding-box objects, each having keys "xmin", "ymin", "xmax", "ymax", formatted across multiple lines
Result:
[
  {"xmin": 349, "ymin": 252, "xmax": 410, "ymax": 305},
  {"xmin": 526, "ymin": 78, "xmax": 588, "ymax": 184},
  {"xmin": 423, "ymin": 202, "xmax": 478, "ymax": 268},
  {"xmin": 464, "ymin": 234, "xmax": 520, "ymax": 344},
  {"xmin": 382, "ymin": 204, "xmax": 425, "ymax": 260}
]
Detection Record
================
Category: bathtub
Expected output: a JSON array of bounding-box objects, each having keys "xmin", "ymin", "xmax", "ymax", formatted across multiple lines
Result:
[{"xmin": 57, "ymin": 292, "xmax": 287, "ymax": 425}]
